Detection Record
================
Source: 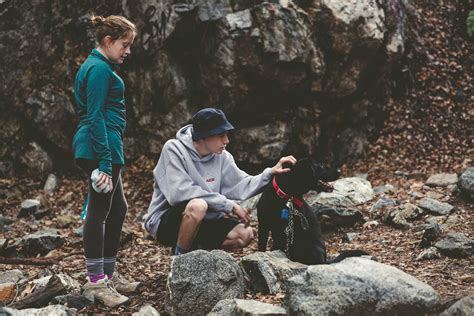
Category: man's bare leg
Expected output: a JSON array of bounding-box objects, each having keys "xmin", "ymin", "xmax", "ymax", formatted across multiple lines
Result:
[
  {"xmin": 176, "ymin": 199, "xmax": 207, "ymax": 251},
  {"xmin": 221, "ymin": 223, "xmax": 254, "ymax": 249}
]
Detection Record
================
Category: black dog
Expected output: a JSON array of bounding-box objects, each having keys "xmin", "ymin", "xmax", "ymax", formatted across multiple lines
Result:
[{"xmin": 256, "ymin": 158, "xmax": 367, "ymax": 265}]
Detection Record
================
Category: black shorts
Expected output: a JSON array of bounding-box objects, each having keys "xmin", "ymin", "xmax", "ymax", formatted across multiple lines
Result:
[{"xmin": 155, "ymin": 201, "xmax": 241, "ymax": 250}]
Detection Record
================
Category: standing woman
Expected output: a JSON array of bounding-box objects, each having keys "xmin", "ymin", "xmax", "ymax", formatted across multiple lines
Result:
[{"xmin": 72, "ymin": 15, "xmax": 139, "ymax": 307}]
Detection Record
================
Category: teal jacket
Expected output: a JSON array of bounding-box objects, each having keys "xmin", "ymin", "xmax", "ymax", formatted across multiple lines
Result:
[{"xmin": 72, "ymin": 49, "xmax": 127, "ymax": 176}]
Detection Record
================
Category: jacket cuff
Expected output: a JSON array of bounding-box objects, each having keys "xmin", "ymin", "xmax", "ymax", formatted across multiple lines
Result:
[
  {"xmin": 262, "ymin": 167, "xmax": 273, "ymax": 182},
  {"xmin": 98, "ymin": 160, "xmax": 112, "ymax": 177},
  {"xmin": 223, "ymin": 199, "xmax": 236, "ymax": 213}
]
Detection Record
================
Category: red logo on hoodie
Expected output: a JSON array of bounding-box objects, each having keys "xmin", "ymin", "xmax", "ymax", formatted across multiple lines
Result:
[{"xmin": 206, "ymin": 177, "xmax": 215, "ymax": 183}]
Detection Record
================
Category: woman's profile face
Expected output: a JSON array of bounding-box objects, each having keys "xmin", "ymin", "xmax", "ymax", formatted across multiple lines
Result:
[{"xmin": 104, "ymin": 32, "xmax": 134, "ymax": 64}]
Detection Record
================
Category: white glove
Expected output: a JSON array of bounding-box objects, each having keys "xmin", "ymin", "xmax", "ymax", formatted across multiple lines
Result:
[{"xmin": 90, "ymin": 169, "xmax": 112, "ymax": 193}]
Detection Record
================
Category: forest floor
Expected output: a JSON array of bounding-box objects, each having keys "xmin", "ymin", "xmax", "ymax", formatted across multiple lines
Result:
[{"xmin": 1, "ymin": 0, "xmax": 472, "ymax": 314}]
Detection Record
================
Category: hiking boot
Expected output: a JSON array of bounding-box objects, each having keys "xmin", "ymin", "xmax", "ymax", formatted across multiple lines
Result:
[
  {"xmin": 82, "ymin": 276, "xmax": 129, "ymax": 308},
  {"xmin": 109, "ymin": 273, "xmax": 141, "ymax": 293}
]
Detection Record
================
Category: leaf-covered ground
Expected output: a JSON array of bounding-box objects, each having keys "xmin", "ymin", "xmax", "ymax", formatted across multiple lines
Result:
[{"xmin": 1, "ymin": 0, "xmax": 472, "ymax": 314}]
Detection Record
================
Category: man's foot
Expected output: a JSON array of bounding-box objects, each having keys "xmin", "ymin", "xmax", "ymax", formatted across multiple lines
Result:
[
  {"xmin": 109, "ymin": 273, "xmax": 141, "ymax": 294},
  {"xmin": 82, "ymin": 276, "xmax": 129, "ymax": 308}
]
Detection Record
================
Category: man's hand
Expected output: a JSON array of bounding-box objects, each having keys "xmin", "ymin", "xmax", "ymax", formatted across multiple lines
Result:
[
  {"xmin": 232, "ymin": 204, "xmax": 251, "ymax": 227},
  {"xmin": 271, "ymin": 155, "xmax": 297, "ymax": 175}
]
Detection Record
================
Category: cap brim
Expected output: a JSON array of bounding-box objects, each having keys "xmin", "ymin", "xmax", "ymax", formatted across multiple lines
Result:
[{"xmin": 193, "ymin": 121, "xmax": 234, "ymax": 141}]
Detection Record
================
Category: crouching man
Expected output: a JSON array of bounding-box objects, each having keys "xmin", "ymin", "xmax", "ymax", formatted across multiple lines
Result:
[{"xmin": 143, "ymin": 108, "xmax": 295, "ymax": 255}]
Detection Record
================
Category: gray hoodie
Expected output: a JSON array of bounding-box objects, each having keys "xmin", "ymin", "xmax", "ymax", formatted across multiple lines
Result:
[{"xmin": 143, "ymin": 125, "xmax": 273, "ymax": 238}]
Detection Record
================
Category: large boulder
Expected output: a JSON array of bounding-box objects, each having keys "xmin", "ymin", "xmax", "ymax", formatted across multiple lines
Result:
[
  {"xmin": 166, "ymin": 250, "xmax": 245, "ymax": 315},
  {"xmin": 286, "ymin": 257, "xmax": 440, "ymax": 315},
  {"xmin": 240, "ymin": 250, "xmax": 307, "ymax": 294}
]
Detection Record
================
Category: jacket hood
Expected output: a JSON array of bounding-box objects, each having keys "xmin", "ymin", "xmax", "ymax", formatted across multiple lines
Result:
[{"xmin": 176, "ymin": 124, "xmax": 215, "ymax": 162}]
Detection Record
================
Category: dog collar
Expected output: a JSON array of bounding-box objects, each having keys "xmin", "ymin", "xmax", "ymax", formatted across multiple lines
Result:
[{"xmin": 272, "ymin": 177, "xmax": 304, "ymax": 209}]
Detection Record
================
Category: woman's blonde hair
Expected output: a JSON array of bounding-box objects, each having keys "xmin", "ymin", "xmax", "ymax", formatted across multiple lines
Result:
[{"xmin": 91, "ymin": 15, "xmax": 137, "ymax": 46}]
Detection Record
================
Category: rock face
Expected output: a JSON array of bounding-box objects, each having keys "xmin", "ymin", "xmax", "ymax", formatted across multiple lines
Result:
[
  {"xmin": 0, "ymin": 0, "xmax": 410, "ymax": 176},
  {"xmin": 286, "ymin": 257, "xmax": 441, "ymax": 315},
  {"xmin": 166, "ymin": 250, "xmax": 245, "ymax": 315}
]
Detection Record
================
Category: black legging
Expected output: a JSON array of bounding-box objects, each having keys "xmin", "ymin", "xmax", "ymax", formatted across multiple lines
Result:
[{"xmin": 77, "ymin": 159, "xmax": 128, "ymax": 259}]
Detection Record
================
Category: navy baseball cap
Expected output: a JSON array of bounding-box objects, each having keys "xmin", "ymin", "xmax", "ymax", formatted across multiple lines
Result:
[{"xmin": 192, "ymin": 108, "xmax": 234, "ymax": 141}]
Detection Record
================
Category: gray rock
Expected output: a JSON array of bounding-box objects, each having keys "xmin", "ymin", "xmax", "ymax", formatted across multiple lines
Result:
[
  {"xmin": 43, "ymin": 173, "xmax": 59, "ymax": 193},
  {"xmin": 420, "ymin": 223, "xmax": 442, "ymax": 248},
  {"xmin": 240, "ymin": 250, "xmax": 307, "ymax": 294},
  {"xmin": 394, "ymin": 170, "xmax": 409, "ymax": 178},
  {"xmin": 382, "ymin": 203, "xmax": 423, "ymax": 229},
  {"xmin": 32, "ymin": 273, "xmax": 80, "ymax": 292},
  {"xmin": 342, "ymin": 233, "xmax": 359, "ymax": 243},
  {"xmin": 416, "ymin": 247, "xmax": 441, "ymax": 261},
  {"xmin": 426, "ymin": 173, "xmax": 458, "ymax": 187},
  {"xmin": 166, "ymin": 250, "xmax": 245, "ymax": 315},
  {"xmin": 457, "ymin": 167, "xmax": 474, "ymax": 200},
  {"xmin": 0, "ymin": 270, "xmax": 25, "ymax": 285},
  {"xmin": 18, "ymin": 199, "xmax": 40, "ymax": 218},
  {"xmin": 0, "ymin": 304, "xmax": 75, "ymax": 316},
  {"xmin": 363, "ymin": 220, "xmax": 379, "ymax": 229},
  {"xmin": 418, "ymin": 198, "xmax": 454, "ymax": 215},
  {"xmin": 134, "ymin": 304, "xmax": 160, "ymax": 316},
  {"xmin": 307, "ymin": 177, "xmax": 374, "ymax": 208},
  {"xmin": 52, "ymin": 293, "xmax": 94, "ymax": 309},
  {"xmin": 314, "ymin": 206, "xmax": 364, "ymax": 229},
  {"xmin": 56, "ymin": 214, "xmax": 77, "ymax": 228},
  {"xmin": 440, "ymin": 295, "xmax": 473, "ymax": 316},
  {"xmin": 0, "ymin": 216, "xmax": 14, "ymax": 226},
  {"xmin": 210, "ymin": 299, "xmax": 286, "ymax": 315},
  {"xmin": 373, "ymin": 184, "xmax": 395, "ymax": 195},
  {"xmin": 369, "ymin": 197, "xmax": 400, "ymax": 213},
  {"xmin": 15, "ymin": 229, "xmax": 65, "ymax": 256},
  {"xmin": 286, "ymin": 257, "xmax": 441, "ymax": 315},
  {"xmin": 435, "ymin": 233, "xmax": 473, "ymax": 258},
  {"xmin": 33, "ymin": 209, "xmax": 51, "ymax": 220}
]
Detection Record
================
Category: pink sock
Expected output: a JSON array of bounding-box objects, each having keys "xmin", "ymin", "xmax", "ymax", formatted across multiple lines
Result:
[{"xmin": 89, "ymin": 273, "xmax": 105, "ymax": 283}]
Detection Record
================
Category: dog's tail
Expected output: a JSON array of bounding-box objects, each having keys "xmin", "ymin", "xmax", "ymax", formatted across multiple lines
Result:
[{"xmin": 328, "ymin": 250, "xmax": 369, "ymax": 263}]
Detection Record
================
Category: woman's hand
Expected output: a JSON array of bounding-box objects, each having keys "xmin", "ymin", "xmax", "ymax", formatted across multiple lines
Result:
[
  {"xmin": 94, "ymin": 171, "xmax": 113, "ymax": 193},
  {"xmin": 271, "ymin": 155, "xmax": 297, "ymax": 175}
]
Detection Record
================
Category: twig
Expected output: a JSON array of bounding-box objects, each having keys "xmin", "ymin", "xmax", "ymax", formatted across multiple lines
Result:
[{"xmin": 0, "ymin": 251, "xmax": 83, "ymax": 266}]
